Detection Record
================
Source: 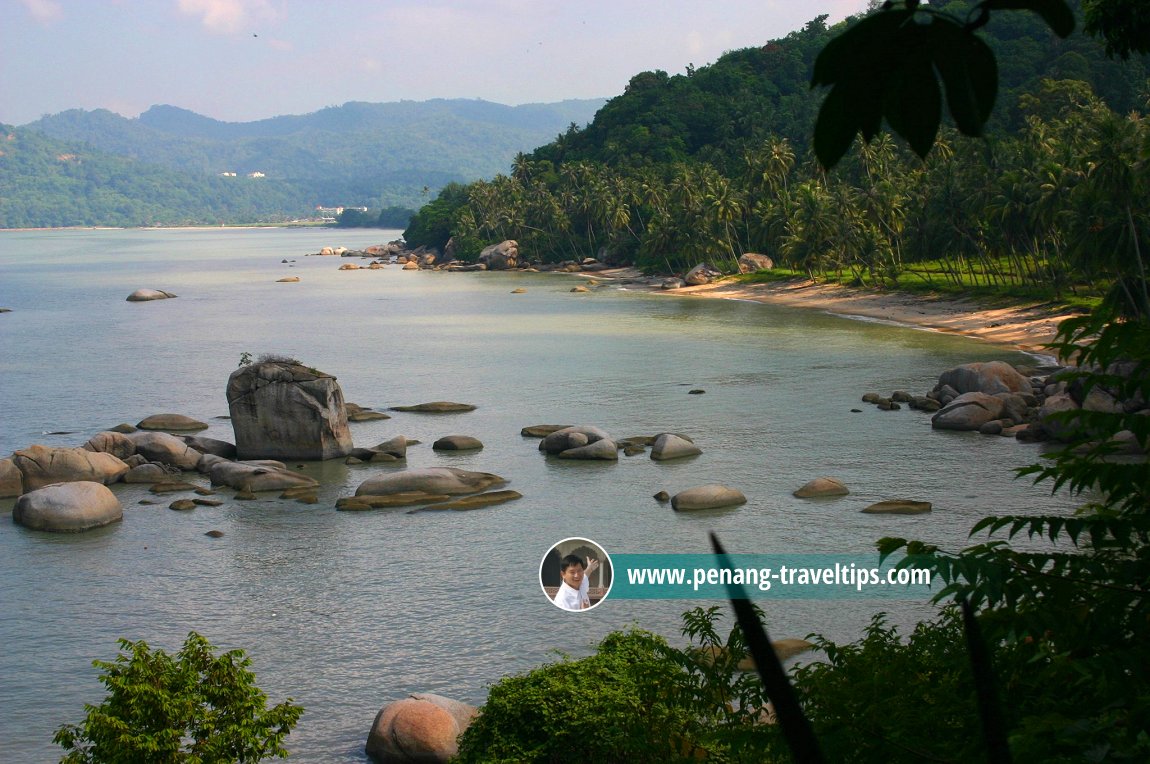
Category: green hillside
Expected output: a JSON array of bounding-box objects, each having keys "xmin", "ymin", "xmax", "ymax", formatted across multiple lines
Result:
[
  {"xmin": 0, "ymin": 126, "xmax": 311, "ymax": 228},
  {"xmin": 404, "ymin": 0, "xmax": 1148, "ymax": 304},
  {"xmin": 9, "ymin": 98, "xmax": 604, "ymax": 228}
]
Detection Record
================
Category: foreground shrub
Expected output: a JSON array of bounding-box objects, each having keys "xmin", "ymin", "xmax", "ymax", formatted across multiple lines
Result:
[
  {"xmin": 54, "ymin": 631, "xmax": 303, "ymax": 763},
  {"xmin": 456, "ymin": 609, "xmax": 773, "ymax": 763}
]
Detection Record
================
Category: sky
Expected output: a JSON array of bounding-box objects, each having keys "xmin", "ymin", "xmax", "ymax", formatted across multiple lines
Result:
[{"xmin": 1, "ymin": 0, "xmax": 864, "ymax": 126}]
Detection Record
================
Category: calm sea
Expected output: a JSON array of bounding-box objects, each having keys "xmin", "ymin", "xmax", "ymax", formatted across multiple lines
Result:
[{"xmin": 0, "ymin": 228, "xmax": 1077, "ymax": 761}]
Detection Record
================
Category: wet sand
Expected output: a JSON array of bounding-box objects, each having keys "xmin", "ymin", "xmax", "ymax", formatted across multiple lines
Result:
[{"xmin": 598, "ymin": 269, "xmax": 1076, "ymax": 357}]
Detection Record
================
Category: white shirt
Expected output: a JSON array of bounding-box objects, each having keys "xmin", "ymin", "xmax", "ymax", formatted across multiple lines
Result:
[{"xmin": 553, "ymin": 580, "xmax": 589, "ymax": 610}]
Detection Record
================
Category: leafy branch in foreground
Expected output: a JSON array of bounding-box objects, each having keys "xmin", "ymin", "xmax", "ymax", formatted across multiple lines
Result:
[
  {"xmin": 54, "ymin": 631, "xmax": 303, "ymax": 763},
  {"xmin": 812, "ymin": 0, "xmax": 1076, "ymax": 168},
  {"xmin": 872, "ymin": 306, "xmax": 1150, "ymax": 760}
]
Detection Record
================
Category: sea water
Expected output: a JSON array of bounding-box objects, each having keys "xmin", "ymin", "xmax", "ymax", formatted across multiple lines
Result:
[{"xmin": 0, "ymin": 228, "xmax": 1078, "ymax": 761}]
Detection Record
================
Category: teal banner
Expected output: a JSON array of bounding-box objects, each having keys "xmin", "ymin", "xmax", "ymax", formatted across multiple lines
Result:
[{"xmin": 608, "ymin": 554, "xmax": 934, "ymax": 600}]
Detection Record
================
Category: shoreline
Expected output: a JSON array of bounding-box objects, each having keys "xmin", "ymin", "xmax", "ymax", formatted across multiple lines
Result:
[{"xmin": 596, "ymin": 268, "xmax": 1074, "ymax": 358}]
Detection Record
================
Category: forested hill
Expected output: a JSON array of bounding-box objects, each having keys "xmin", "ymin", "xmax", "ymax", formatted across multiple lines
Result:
[
  {"xmin": 5, "ymin": 98, "xmax": 604, "ymax": 228},
  {"xmin": 529, "ymin": 4, "xmax": 1146, "ymax": 170},
  {"xmin": 403, "ymin": 0, "xmax": 1148, "ymax": 298},
  {"xmin": 0, "ymin": 125, "xmax": 315, "ymax": 228}
]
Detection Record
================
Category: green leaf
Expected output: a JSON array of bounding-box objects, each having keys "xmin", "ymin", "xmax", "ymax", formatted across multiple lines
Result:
[
  {"xmin": 811, "ymin": 9, "xmax": 914, "ymax": 87},
  {"xmin": 983, "ymin": 0, "xmax": 1076, "ymax": 38},
  {"xmin": 814, "ymin": 84, "xmax": 861, "ymax": 170},
  {"xmin": 931, "ymin": 19, "xmax": 997, "ymax": 136},
  {"xmin": 883, "ymin": 38, "xmax": 941, "ymax": 159}
]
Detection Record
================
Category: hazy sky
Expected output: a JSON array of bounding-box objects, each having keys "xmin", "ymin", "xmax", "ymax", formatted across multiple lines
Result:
[{"xmin": 2, "ymin": 0, "xmax": 863, "ymax": 126}]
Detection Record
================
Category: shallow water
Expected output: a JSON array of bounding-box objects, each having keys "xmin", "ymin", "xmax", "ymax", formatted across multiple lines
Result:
[{"xmin": 0, "ymin": 228, "xmax": 1078, "ymax": 761}]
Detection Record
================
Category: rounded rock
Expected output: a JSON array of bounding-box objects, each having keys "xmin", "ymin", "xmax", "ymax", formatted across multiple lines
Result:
[
  {"xmin": 432, "ymin": 435, "xmax": 484, "ymax": 451},
  {"xmin": 793, "ymin": 477, "xmax": 849, "ymax": 498},
  {"xmin": 366, "ymin": 693, "xmax": 476, "ymax": 763},
  {"xmin": 356, "ymin": 467, "xmax": 506, "ymax": 497},
  {"xmin": 137, "ymin": 413, "xmax": 209, "ymax": 431},
  {"xmin": 14, "ymin": 482, "xmax": 123, "ymax": 532},
  {"xmin": 650, "ymin": 433, "xmax": 703, "ymax": 461},
  {"xmin": 126, "ymin": 288, "xmax": 176, "ymax": 302},
  {"xmin": 861, "ymin": 500, "xmax": 932, "ymax": 515},
  {"xmin": 671, "ymin": 485, "xmax": 747, "ymax": 511}
]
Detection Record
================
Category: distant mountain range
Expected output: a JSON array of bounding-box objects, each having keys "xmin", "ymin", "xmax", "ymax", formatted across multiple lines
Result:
[{"xmin": 1, "ymin": 98, "xmax": 605, "ymax": 228}]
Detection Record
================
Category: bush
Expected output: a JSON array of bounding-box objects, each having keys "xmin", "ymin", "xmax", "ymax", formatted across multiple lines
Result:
[
  {"xmin": 54, "ymin": 631, "xmax": 303, "ymax": 763},
  {"xmin": 455, "ymin": 608, "xmax": 773, "ymax": 763}
]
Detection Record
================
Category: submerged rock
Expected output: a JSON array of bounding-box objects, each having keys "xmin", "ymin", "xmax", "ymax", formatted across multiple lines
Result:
[
  {"xmin": 861, "ymin": 500, "xmax": 932, "ymax": 515},
  {"xmin": 126, "ymin": 289, "xmax": 177, "ymax": 302},
  {"xmin": 355, "ymin": 467, "xmax": 506, "ymax": 497},
  {"xmin": 520, "ymin": 424, "xmax": 573, "ymax": 438},
  {"xmin": 136, "ymin": 413, "xmax": 209, "ymax": 431},
  {"xmin": 671, "ymin": 485, "xmax": 747, "ymax": 511},
  {"xmin": 390, "ymin": 402, "xmax": 477, "ymax": 413},
  {"xmin": 793, "ymin": 477, "xmax": 849, "ymax": 498},
  {"xmin": 207, "ymin": 460, "xmax": 319, "ymax": 492}
]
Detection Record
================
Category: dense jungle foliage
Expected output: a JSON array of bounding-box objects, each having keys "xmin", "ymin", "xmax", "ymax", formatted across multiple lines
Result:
[{"xmin": 404, "ymin": 0, "xmax": 1147, "ymax": 304}]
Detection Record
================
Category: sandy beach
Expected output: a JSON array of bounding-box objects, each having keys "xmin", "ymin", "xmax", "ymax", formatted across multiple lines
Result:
[{"xmin": 600, "ymin": 270, "xmax": 1077, "ymax": 358}]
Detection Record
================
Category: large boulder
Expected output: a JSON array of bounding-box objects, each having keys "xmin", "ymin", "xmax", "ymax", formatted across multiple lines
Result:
[
  {"xmin": 1039, "ymin": 392, "xmax": 1083, "ymax": 441},
  {"xmin": 650, "ymin": 433, "xmax": 702, "ymax": 461},
  {"xmin": 0, "ymin": 457, "xmax": 23, "ymax": 498},
  {"xmin": 124, "ymin": 431, "xmax": 204, "ymax": 470},
  {"xmin": 477, "ymin": 240, "xmax": 519, "ymax": 270},
  {"xmin": 12, "ymin": 445, "xmax": 129, "ymax": 491},
  {"xmin": 684, "ymin": 263, "xmax": 722, "ymax": 286},
  {"xmin": 207, "ymin": 460, "xmax": 319, "ymax": 492},
  {"xmin": 671, "ymin": 485, "xmax": 747, "ymax": 511},
  {"xmin": 931, "ymin": 392, "xmax": 1007, "ymax": 431},
  {"xmin": 365, "ymin": 693, "xmax": 477, "ymax": 763},
  {"xmin": 356, "ymin": 467, "xmax": 506, "ymax": 497},
  {"xmin": 936, "ymin": 361, "xmax": 1031, "ymax": 396},
  {"xmin": 226, "ymin": 360, "xmax": 353, "ymax": 460},
  {"xmin": 13, "ymin": 481, "xmax": 123, "ymax": 532},
  {"xmin": 738, "ymin": 253, "xmax": 774, "ymax": 273}
]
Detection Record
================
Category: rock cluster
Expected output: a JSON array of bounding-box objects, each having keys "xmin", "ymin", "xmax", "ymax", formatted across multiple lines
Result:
[
  {"xmin": 538, "ymin": 426, "xmax": 618, "ymax": 461},
  {"xmin": 857, "ymin": 359, "xmax": 1143, "ymax": 448}
]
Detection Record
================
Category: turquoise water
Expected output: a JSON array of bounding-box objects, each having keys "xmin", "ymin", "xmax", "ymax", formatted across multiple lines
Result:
[{"xmin": 0, "ymin": 228, "xmax": 1078, "ymax": 761}]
